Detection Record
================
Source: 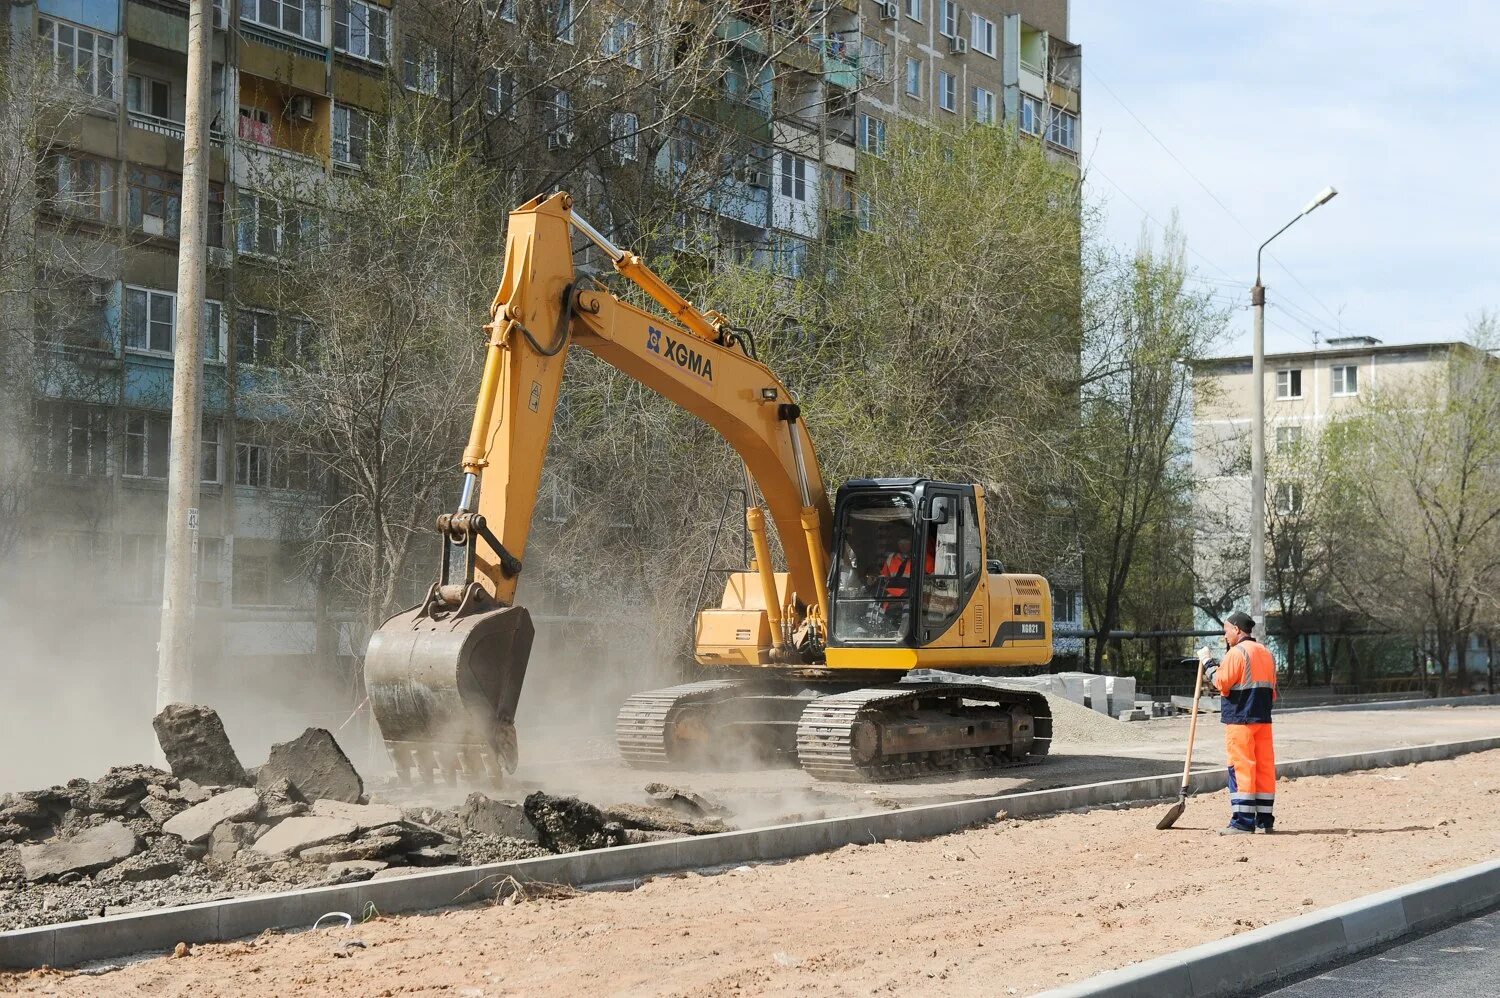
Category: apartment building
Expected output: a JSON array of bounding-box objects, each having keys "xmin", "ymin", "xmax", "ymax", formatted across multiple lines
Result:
[
  {"xmin": 1190, "ymin": 336, "xmax": 1496, "ymax": 679},
  {"xmin": 4, "ymin": 0, "xmax": 1082, "ymax": 717}
]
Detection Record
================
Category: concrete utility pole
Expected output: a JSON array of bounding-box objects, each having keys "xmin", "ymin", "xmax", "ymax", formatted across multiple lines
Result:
[
  {"xmin": 156, "ymin": 0, "xmax": 214, "ymax": 712},
  {"xmin": 1249, "ymin": 185, "xmax": 1337, "ymax": 627}
]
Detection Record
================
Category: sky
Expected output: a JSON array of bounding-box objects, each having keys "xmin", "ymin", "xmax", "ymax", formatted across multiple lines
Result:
[{"xmin": 1072, "ymin": 0, "xmax": 1500, "ymax": 357}]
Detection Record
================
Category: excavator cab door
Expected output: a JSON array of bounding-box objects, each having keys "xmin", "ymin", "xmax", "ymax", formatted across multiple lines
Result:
[{"xmin": 828, "ymin": 487, "xmax": 917, "ymax": 645}]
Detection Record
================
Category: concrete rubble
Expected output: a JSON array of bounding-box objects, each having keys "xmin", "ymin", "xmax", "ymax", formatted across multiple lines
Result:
[
  {"xmin": 256, "ymin": 728, "xmax": 364, "ymax": 804},
  {"xmin": 152, "ymin": 704, "xmax": 250, "ymax": 788},
  {"xmin": 0, "ymin": 704, "xmax": 736, "ymax": 931}
]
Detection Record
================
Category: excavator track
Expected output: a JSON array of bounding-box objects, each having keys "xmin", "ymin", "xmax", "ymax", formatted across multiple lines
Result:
[
  {"xmin": 795, "ymin": 684, "xmax": 1053, "ymax": 783},
  {"xmin": 615, "ymin": 680, "xmax": 747, "ymax": 767}
]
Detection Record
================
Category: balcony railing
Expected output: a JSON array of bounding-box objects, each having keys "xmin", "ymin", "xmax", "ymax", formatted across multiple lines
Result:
[{"xmin": 129, "ymin": 109, "xmax": 226, "ymax": 146}]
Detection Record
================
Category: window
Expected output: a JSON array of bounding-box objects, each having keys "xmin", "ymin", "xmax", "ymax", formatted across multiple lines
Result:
[
  {"xmin": 1275, "ymin": 424, "xmax": 1302, "ymax": 456},
  {"xmin": 236, "ymin": 310, "xmax": 283, "ymax": 365},
  {"xmin": 552, "ymin": 0, "xmax": 575, "ymax": 43},
  {"xmin": 34, "ymin": 274, "xmax": 113, "ymax": 349},
  {"xmin": 961, "ymin": 495, "xmax": 982, "ymax": 589},
  {"xmin": 197, "ymin": 537, "xmax": 225, "ymax": 604},
  {"xmin": 32, "ymin": 401, "xmax": 109, "ymax": 476},
  {"xmin": 972, "ymin": 86, "xmax": 996, "ymax": 124},
  {"xmin": 124, "ymin": 287, "xmax": 227, "ymax": 361},
  {"xmin": 200, "ymin": 420, "xmax": 222, "ymax": 483},
  {"xmin": 236, "ymin": 192, "xmax": 282, "ymax": 256},
  {"xmin": 126, "ymin": 166, "xmax": 180, "ymax": 238},
  {"xmin": 332, "ymin": 104, "xmax": 370, "ymax": 166},
  {"xmin": 42, "ymin": 152, "xmax": 114, "ymax": 222},
  {"xmin": 334, "ymin": 0, "xmax": 388, "ymax": 63},
  {"xmin": 1332, "ymin": 364, "xmax": 1358, "ymax": 396},
  {"xmin": 1020, "ymin": 95, "xmax": 1043, "ymax": 135},
  {"xmin": 1276, "ymin": 368, "xmax": 1303, "ymax": 399},
  {"xmin": 938, "ymin": 71, "xmax": 956, "ymax": 112},
  {"xmin": 549, "ymin": 89, "xmax": 573, "ymax": 140},
  {"xmin": 124, "ymin": 413, "xmax": 169, "ymax": 479},
  {"xmin": 905, "ymin": 0, "xmax": 921, "ymax": 20},
  {"xmin": 242, "ymin": 0, "xmax": 323, "ymax": 43},
  {"xmin": 120, "ymin": 535, "xmax": 165, "ymax": 601},
  {"xmin": 970, "ymin": 14, "xmax": 996, "ymax": 56},
  {"xmin": 233, "ymin": 543, "xmax": 302, "ymax": 605},
  {"xmin": 858, "ymin": 113, "xmax": 886, "ymax": 155},
  {"xmin": 236, "ymin": 431, "xmax": 313, "ymax": 490},
  {"xmin": 603, "ymin": 17, "xmax": 641, "ymax": 68},
  {"xmin": 37, "ymin": 17, "xmax": 116, "ymax": 99},
  {"xmin": 402, "ymin": 40, "xmax": 440, "ymax": 94},
  {"xmin": 237, "ymin": 105, "xmax": 272, "ymax": 144},
  {"xmin": 486, "ymin": 0, "xmax": 517, "ymax": 21},
  {"xmin": 1277, "ymin": 539, "xmax": 1303, "ymax": 572},
  {"xmin": 1053, "ymin": 587, "xmax": 1078, "ymax": 624},
  {"xmin": 904, "ymin": 57, "xmax": 921, "ymax": 98},
  {"xmin": 1047, "ymin": 107, "xmax": 1077, "ymax": 150},
  {"xmin": 127, "ymin": 74, "xmax": 171, "ymax": 118},
  {"xmin": 610, "ymin": 112, "xmax": 638, "ymax": 161},
  {"xmin": 779, "ymin": 153, "xmax": 808, "ymax": 201},
  {"xmin": 860, "ymin": 36, "xmax": 887, "ymax": 82},
  {"xmin": 483, "ymin": 70, "xmax": 516, "ymax": 118},
  {"xmin": 123, "ymin": 287, "xmax": 173, "ymax": 354},
  {"xmin": 856, "ymin": 192, "xmax": 873, "ymax": 231},
  {"xmin": 1274, "ymin": 481, "xmax": 1304, "ymax": 515},
  {"xmin": 921, "ymin": 494, "xmax": 961, "ymax": 631},
  {"xmin": 940, "ymin": 0, "xmax": 959, "ymax": 37},
  {"xmin": 772, "ymin": 234, "xmax": 808, "ymax": 278}
]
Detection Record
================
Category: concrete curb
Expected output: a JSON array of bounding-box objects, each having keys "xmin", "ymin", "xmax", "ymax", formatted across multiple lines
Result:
[
  {"xmin": 4, "ymin": 735, "xmax": 1499, "ymax": 970},
  {"xmin": 1276, "ymin": 692, "xmax": 1500, "ymax": 715},
  {"xmin": 1039, "ymin": 856, "xmax": 1500, "ymax": 998}
]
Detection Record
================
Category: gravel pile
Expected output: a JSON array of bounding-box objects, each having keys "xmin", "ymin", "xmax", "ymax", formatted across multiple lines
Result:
[{"xmin": 1042, "ymin": 693, "xmax": 1157, "ymax": 747}]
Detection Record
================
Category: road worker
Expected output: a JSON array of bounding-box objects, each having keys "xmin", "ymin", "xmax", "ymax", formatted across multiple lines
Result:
[{"xmin": 1200, "ymin": 610, "xmax": 1279, "ymax": 835}]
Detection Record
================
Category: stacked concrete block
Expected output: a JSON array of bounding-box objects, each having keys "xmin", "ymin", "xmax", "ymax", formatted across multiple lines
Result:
[{"xmin": 1105, "ymin": 676, "xmax": 1137, "ymax": 717}]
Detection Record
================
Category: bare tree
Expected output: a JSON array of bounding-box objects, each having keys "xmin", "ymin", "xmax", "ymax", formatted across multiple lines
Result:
[
  {"xmin": 1324, "ymin": 322, "xmax": 1500, "ymax": 694},
  {"xmin": 1077, "ymin": 224, "xmax": 1227, "ymax": 671}
]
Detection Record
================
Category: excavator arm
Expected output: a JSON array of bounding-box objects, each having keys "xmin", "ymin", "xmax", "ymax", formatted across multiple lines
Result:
[{"xmin": 364, "ymin": 191, "xmax": 833, "ymax": 785}]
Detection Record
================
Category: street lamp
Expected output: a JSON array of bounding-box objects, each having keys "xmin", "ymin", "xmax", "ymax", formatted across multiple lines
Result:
[{"xmin": 1249, "ymin": 185, "xmax": 1338, "ymax": 627}]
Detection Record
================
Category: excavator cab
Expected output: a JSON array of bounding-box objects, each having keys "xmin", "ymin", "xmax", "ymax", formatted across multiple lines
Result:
[{"xmin": 829, "ymin": 479, "xmax": 981, "ymax": 648}]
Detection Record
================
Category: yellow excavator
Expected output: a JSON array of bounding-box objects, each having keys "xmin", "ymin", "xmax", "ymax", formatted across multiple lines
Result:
[{"xmin": 364, "ymin": 192, "xmax": 1055, "ymax": 784}]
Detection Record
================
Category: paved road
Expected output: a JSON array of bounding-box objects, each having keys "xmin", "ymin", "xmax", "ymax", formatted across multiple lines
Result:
[{"xmin": 1261, "ymin": 907, "xmax": 1500, "ymax": 997}]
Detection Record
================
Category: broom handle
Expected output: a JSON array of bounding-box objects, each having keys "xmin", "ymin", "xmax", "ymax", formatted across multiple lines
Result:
[{"xmin": 1179, "ymin": 659, "xmax": 1207, "ymax": 794}]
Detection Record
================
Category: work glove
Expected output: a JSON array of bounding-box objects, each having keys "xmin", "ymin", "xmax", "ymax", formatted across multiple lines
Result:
[{"xmin": 1196, "ymin": 647, "xmax": 1217, "ymax": 689}]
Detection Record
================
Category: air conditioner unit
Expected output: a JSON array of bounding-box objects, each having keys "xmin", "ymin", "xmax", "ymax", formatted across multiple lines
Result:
[
  {"xmin": 547, "ymin": 131, "xmax": 574, "ymax": 150},
  {"xmin": 949, "ymin": 35, "xmax": 969, "ymax": 54},
  {"xmin": 286, "ymin": 95, "xmax": 314, "ymax": 121},
  {"xmin": 879, "ymin": 2, "xmax": 898, "ymax": 21},
  {"xmin": 733, "ymin": 164, "xmax": 768, "ymax": 188}
]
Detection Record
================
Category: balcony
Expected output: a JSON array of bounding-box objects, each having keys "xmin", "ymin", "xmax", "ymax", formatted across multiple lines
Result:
[{"xmin": 128, "ymin": 109, "xmax": 226, "ymax": 147}]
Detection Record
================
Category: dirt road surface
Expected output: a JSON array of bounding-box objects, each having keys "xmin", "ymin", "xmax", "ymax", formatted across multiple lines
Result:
[
  {"xmin": 496, "ymin": 703, "xmax": 1500, "ymax": 822},
  {"xmin": 7, "ymin": 748, "xmax": 1500, "ymax": 998}
]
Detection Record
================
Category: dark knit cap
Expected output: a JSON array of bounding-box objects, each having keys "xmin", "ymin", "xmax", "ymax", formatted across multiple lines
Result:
[{"xmin": 1226, "ymin": 611, "xmax": 1255, "ymax": 634}]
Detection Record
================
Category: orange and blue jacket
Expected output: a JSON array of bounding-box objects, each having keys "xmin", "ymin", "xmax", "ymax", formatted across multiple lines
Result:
[{"xmin": 1211, "ymin": 638, "xmax": 1279, "ymax": 724}]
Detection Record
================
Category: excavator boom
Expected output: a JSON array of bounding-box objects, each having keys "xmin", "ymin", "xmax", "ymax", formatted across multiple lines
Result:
[{"xmin": 364, "ymin": 192, "xmax": 834, "ymax": 784}]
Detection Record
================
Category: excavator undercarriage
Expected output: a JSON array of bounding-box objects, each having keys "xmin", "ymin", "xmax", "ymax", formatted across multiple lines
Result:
[{"xmin": 616, "ymin": 676, "xmax": 1052, "ymax": 783}]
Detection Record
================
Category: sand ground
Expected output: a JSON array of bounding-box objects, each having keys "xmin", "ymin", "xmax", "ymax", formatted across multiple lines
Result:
[{"xmin": 6, "ymin": 745, "xmax": 1500, "ymax": 998}]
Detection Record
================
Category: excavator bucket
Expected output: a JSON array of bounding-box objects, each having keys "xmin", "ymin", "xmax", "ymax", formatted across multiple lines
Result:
[{"xmin": 364, "ymin": 600, "xmax": 534, "ymax": 786}]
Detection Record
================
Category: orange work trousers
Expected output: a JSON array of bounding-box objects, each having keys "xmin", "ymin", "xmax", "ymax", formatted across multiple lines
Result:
[{"xmin": 1225, "ymin": 723, "xmax": 1276, "ymax": 831}]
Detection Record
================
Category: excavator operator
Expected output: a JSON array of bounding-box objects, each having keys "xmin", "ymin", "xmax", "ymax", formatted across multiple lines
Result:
[{"xmin": 880, "ymin": 536, "xmax": 916, "ymax": 600}]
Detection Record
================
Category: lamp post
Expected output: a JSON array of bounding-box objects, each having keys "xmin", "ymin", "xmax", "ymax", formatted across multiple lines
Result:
[{"xmin": 1249, "ymin": 185, "xmax": 1338, "ymax": 627}]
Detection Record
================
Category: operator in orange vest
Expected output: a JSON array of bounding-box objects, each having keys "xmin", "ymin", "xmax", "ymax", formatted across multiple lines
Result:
[
  {"xmin": 879, "ymin": 530, "xmax": 937, "ymax": 601},
  {"xmin": 1200, "ymin": 610, "xmax": 1279, "ymax": 835}
]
